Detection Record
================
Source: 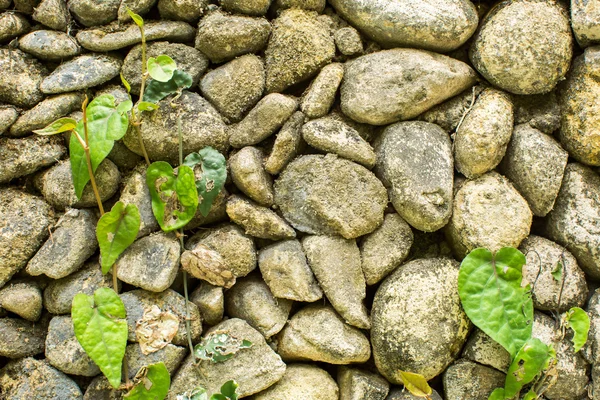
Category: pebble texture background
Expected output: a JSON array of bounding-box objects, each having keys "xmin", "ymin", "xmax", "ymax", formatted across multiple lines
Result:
[{"xmin": 0, "ymin": 0, "xmax": 600, "ymax": 399}]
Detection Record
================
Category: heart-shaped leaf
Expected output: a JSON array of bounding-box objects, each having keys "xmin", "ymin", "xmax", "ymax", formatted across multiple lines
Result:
[
  {"xmin": 33, "ymin": 117, "xmax": 78, "ymax": 135},
  {"xmin": 398, "ymin": 370, "xmax": 432, "ymax": 398},
  {"xmin": 565, "ymin": 307, "xmax": 590, "ymax": 352},
  {"xmin": 124, "ymin": 362, "xmax": 170, "ymax": 400},
  {"xmin": 504, "ymin": 338, "xmax": 553, "ymax": 398},
  {"xmin": 143, "ymin": 70, "xmax": 193, "ymax": 104},
  {"xmin": 488, "ymin": 388, "xmax": 505, "ymax": 400},
  {"xmin": 183, "ymin": 147, "xmax": 227, "ymax": 217},
  {"xmin": 97, "ymin": 201, "xmax": 141, "ymax": 274},
  {"xmin": 458, "ymin": 247, "xmax": 533, "ymax": 358},
  {"xmin": 72, "ymin": 288, "xmax": 128, "ymax": 389},
  {"xmin": 146, "ymin": 161, "xmax": 198, "ymax": 232},
  {"xmin": 147, "ymin": 55, "xmax": 177, "ymax": 82},
  {"xmin": 218, "ymin": 381, "xmax": 239, "ymax": 400}
]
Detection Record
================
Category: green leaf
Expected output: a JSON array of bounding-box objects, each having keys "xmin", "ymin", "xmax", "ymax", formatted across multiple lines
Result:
[
  {"xmin": 127, "ymin": 8, "xmax": 144, "ymax": 27},
  {"xmin": 551, "ymin": 262, "xmax": 563, "ymax": 282},
  {"xmin": 137, "ymin": 101, "xmax": 159, "ymax": 112},
  {"xmin": 193, "ymin": 332, "xmax": 252, "ymax": 363},
  {"xmin": 183, "ymin": 147, "xmax": 227, "ymax": 217},
  {"xmin": 565, "ymin": 307, "xmax": 590, "ymax": 352},
  {"xmin": 33, "ymin": 117, "xmax": 78, "ymax": 135},
  {"xmin": 176, "ymin": 388, "xmax": 208, "ymax": 400},
  {"xmin": 97, "ymin": 201, "xmax": 141, "ymax": 274},
  {"xmin": 69, "ymin": 94, "xmax": 130, "ymax": 199},
  {"xmin": 72, "ymin": 288, "xmax": 128, "ymax": 389},
  {"xmin": 124, "ymin": 362, "xmax": 170, "ymax": 400},
  {"xmin": 147, "ymin": 55, "xmax": 177, "ymax": 82},
  {"xmin": 488, "ymin": 388, "xmax": 505, "ymax": 400},
  {"xmin": 522, "ymin": 390, "xmax": 538, "ymax": 400},
  {"xmin": 458, "ymin": 247, "xmax": 533, "ymax": 358},
  {"xmin": 143, "ymin": 70, "xmax": 193, "ymax": 104},
  {"xmin": 218, "ymin": 380, "xmax": 239, "ymax": 400},
  {"xmin": 504, "ymin": 338, "xmax": 553, "ymax": 398},
  {"xmin": 398, "ymin": 371, "xmax": 432, "ymax": 398},
  {"xmin": 121, "ymin": 72, "xmax": 132, "ymax": 93},
  {"xmin": 146, "ymin": 162, "xmax": 198, "ymax": 232}
]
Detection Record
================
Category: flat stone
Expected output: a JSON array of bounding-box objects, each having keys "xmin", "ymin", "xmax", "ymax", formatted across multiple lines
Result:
[
  {"xmin": 371, "ymin": 258, "xmax": 470, "ymax": 381},
  {"xmin": 253, "ymin": 364, "xmax": 338, "ymax": 400},
  {"xmin": 265, "ymin": 8, "xmax": 335, "ymax": 93},
  {"xmin": 275, "ymin": 154, "xmax": 387, "ymax": 239},
  {"xmin": 341, "ymin": 49, "xmax": 477, "ymax": 125},
  {"xmin": 229, "ymin": 146, "xmax": 274, "ymax": 206},
  {"xmin": 470, "ymin": 0, "xmax": 572, "ymax": 95},
  {"xmin": 329, "ymin": 0, "xmax": 477, "ymax": 52},
  {"xmin": 69, "ymin": 0, "xmax": 119, "ymax": 26},
  {"xmin": 501, "ymin": 124, "xmax": 568, "ymax": 216},
  {"xmin": 195, "ymin": 10, "xmax": 271, "ymax": 63},
  {"xmin": 0, "ymin": 135, "xmax": 65, "ymax": 183},
  {"xmin": 190, "ymin": 282, "xmax": 223, "ymax": 326},
  {"xmin": 157, "ymin": 0, "xmax": 207, "ymax": 22},
  {"xmin": 258, "ymin": 239, "xmax": 323, "ymax": 302},
  {"xmin": 0, "ymin": 105, "xmax": 18, "ymax": 135},
  {"xmin": 40, "ymin": 54, "xmax": 122, "ymax": 94},
  {"xmin": 264, "ymin": 111, "xmax": 305, "ymax": 175},
  {"xmin": 277, "ymin": 304, "xmax": 371, "ymax": 364},
  {"xmin": 0, "ymin": 49, "xmax": 47, "ymax": 108},
  {"xmin": 219, "ymin": 0, "xmax": 271, "ymax": 16},
  {"xmin": 226, "ymin": 195, "xmax": 296, "ymax": 240},
  {"xmin": 0, "ymin": 281, "xmax": 42, "ymax": 321},
  {"xmin": 0, "ymin": 12, "xmax": 29, "ymax": 43},
  {"xmin": 337, "ymin": 368, "xmax": 389, "ymax": 400},
  {"xmin": 0, "ymin": 188, "xmax": 54, "ymax": 288},
  {"xmin": 300, "ymin": 62, "xmax": 344, "ymax": 119},
  {"xmin": 118, "ymin": 164, "xmax": 159, "ymax": 238},
  {"xmin": 0, "ymin": 317, "xmax": 48, "ymax": 358},
  {"xmin": 19, "ymin": 30, "xmax": 80, "ymax": 61},
  {"xmin": 442, "ymin": 359, "xmax": 505, "ymax": 400},
  {"xmin": 32, "ymin": 0, "xmax": 70, "ymax": 31},
  {"xmin": 76, "ymin": 20, "xmax": 195, "ymax": 52}
]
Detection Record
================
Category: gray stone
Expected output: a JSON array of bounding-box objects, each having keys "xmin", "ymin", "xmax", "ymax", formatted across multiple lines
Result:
[
  {"xmin": 116, "ymin": 232, "xmax": 180, "ymax": 292},
  {"xmin": 253, "ymin": 364, "xmax": 338, "ymax": 400},
  {"xmin": 122, "ymin": 41, "xmax": 208, "ymax": 94},
  {"xmin": 560, "ymin": 47, "xmax": 600, "ymax": 166},
  {"xmin": 264, "ymin": 111, "xmax": 305, "ymax": 175},
  {"xmin": 225, "ymin": 275, "xmax": 292, "ymax": 338},
  {"xmin": 19, "ymin": 30, "xmax": 80, "ymax": 61},
  {"xmin": 330, "ymin": 0, "xmax": 477, "ymax": 52},
  {"xmin": 501, "ymin": 124, "xmax": 568, "ymax": 216},
  {"xmin": 12, "ymin": 0, "xmax": 36, "ymax": 14},
  {"xmin": 126, "ymin": 342, "xmax": 187, "ymax": 378},
  {"xmin": 77, "ymin": 20, "xmax": 195, "ymax": 52},
  {"xmin": 0, "ymin": 188, "xmax": 53, "ymax": 288},
  {"xmin": 186, "ymin": 223, "xmax": 257, "ymax": 278},
  {"xmin": 470, "ymin": 0, "xmax": 572, "ymax": 95},
  {"xmin": 190, "ymin": 281, "xmax": 223, "ymax": 326},
  {"xmin": 337, "ymin": 368, "xmax": 389, "ymax": 400},
  {"xmin": 0, "ymin": 49, "xmax": 47, "ymax": 108},
  {"xmin": 275, "ymin": 154, "xmax": 387, "ymax": 239},
  {"xmin": 418, "ymin": 85, "xmax": 484, "ymax": 133},
  {"xmin": 123, "ymin": 91, "xmax": 228, "ymax": 163},
  {"xmin": 229, "ymin": 93, "xmax": 298, "ymax": 148},
  {"xmin": 277, "ymin": 304, "xmax": 371, "ymax": 364},
  {"xmin": 40, "ymin": 54, "xmax": 122, "ymax": 94},
  {"xmin": 158, "ymin": 0, "xmax": 207, "ymax": 22},
  {"xmin": 587, "ymin": 289, "xmax": 600, "ymax": 366},
  {"xmin": 200, "ymin": 54, "xmax": 265, "ymax": 123},
  {"xmin": 0, "ymin": 281, "xmax": 42, "ymax": 321},
  {"xmin": 454, "ymin": 88, "xmax": 514, "ymax": 178},
  {"xmin": 572, "ymin": 0, "xmax": 600, "ymax": 47},
  {"xmin": 186, "ymin": 187, "xmax": 230, "ymax": 230},
  {"xmin": 219, "ymin": 0, "xmax": 271, "ymax": 16},
  {"xmin": 442, "ymin": 359, "xmax": 505, "ymax": 400},
  {"xmin": 387, "ymin": 388, "xmax": 442, "ymax": 400},
  {"xmin": 0, "ymin": 12, "xmax": 29, "ymax": 43},
  {"xmin": 275, "ymin": 0, "xmax": 324, "ymax": 12},
  {"xmin": 95, "ymin": 84, "xmax": 130, "ymax": 104},
  {"xmin": 35, "ymin": 159, "xmax": 121, "ymax": 210},
  {"xmin": 461, "ymin": 329, "xmax": 511, "ymax": 373},
  {"xmin": 512, "ymin": 91, "xmax": 561, "ymax": 134},
  {"xmin": 32, "ymin": 0, "xmax": 70, "ymax": 31},
  {"xmin": 119, "ymin": 165, "xmax": 159, "ymax": 238},
  {"xmin": 226, "ymin": 195, "xmax": 297, "ymax": 240},
  {"xmin": 302, "ymin": 235, "xmax": 369, "ymax": 329},
  {"xmin": 301, "ymin": 63, "xmax": 344, "ymax": 119},
  {"xmin": 27, "ymin": 208, "xmax": 97, "ymax": 279},
  {"xmin": 258, "ymin": 239, "xmax": 322, "ymax": 302},
  {"xmin": 117, "ymin": 0, "xmax": 156, "ymax": 22},
  {"xmin": 8, "ymin": 92, "xmax": 83, "ymax": 137},
  {"xmin": 43, "ymin": 261, "xmax": 115, "ymax": 315},
  {"xmin": 543, "ymin": 163, "xmax": 600, "ymax": 279},
  {"xmin": 302, "ymin": 117, "xmax": 376, "ymax": 168},
  {"xmin": 445, "ymin": 172, "xmax": 532, "ymax": 258},
  {"xmin": 229, "ymin": 147, "xmax": 274, "ymax": 206},
  {"xmin": 341, "ymin": 49, "xmax": 477, "ymax": 125},
  {"xmin": 329, "ymin": 106, "xmax": 377, "ymax": 142},
  {"xmin": 107, "ymin": 140, "xmax": 142, "ymax": 171},
  {"xmin": 0, "ymin": 358, "xmax": 83, "ymax": 400},
  {"xmin": 195, "ymin": 10, "xmax": 271, "ymax": 63},
  {"xmin": 371, "ymin": 258, "xmax": 470, "ymax": 381},
  {"xmin": 45, "ymin": 315, "xmax": 100, "ymax": 376},
  {"xmin": 0, "ymin": 317, "xmax": 47, "ymax": 358},
  {"xmin": 265, "ymin": 9, "xmax": 335, "ymax": 93},
  {"xmin": 375, "ymin": 121, "xmax": 453, "ymax": 232},
  {"xmin": 334, "ymin": 26, "xmax": 363, "ymax": 56},
  {"xmin": 69, "ymin": 0, "xmax": 118, "ymax": 26},
  {"xmin": 0, "ymin": 105, "xmax": 18, "ymax": 135},
  {"xmin": 360, "ymin": 213, "xmax": 413, "ymax": 286},
  {"xmin": 0, "ymin": 136, "xmax": 65, "ymax": 183},
  {"xmin": 169, "ymin": 318, "xmax": 286, "ymax": 399}
]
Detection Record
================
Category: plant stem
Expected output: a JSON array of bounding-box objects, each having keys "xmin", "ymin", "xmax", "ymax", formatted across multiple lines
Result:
[
  {"xmin": 80, "ymin": 96, "xmax": 105, "ymax": 216},
  {"xmin": 130, "ymin": 106, "xmax": 150, "ymax": 166},
  {"xmin": 131, "ymin": 23, "xmax": 150, "ymax": 166}
]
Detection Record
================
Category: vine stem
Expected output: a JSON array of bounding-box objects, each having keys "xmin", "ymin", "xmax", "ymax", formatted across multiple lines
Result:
[{"xmin": 131, "ymin": 22, "xmax": 150, "ymax": 166}]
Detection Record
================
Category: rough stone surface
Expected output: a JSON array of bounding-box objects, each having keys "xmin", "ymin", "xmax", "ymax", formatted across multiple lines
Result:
[
  {"xmin": 0, "ymin": 136, "xmax": 65, "ymax": 183},
  {"xmin": 275, "ymin": 154, "xmax": 387, "ymax": 239},
  {"xmin": 0, "ymin": 49, "xmax": 47, "ymax": 108},
  {"xmin": 190, "ymin": 282, "xmax": 223, "ymax": 326},
  {"xmin": 442, "ymin": 359, "xmax": 505, "ymax": 400},
  {"xmin": 226, "ymin": 195, "xmax": 296, "ymax": 240},
  {"xmin": 253, "ymin": 364, "xmax": 338, "ymax": 400},
  {"xmin": 68, "ymin": 0, "xmax": 119, "ymax": 26},
  {"xmin": 40, "ymin": 54, "xmax": 122, "ymax": 94},
  {"xmin": 461, "ymin": 329, "xmax": 511, "ymax": 373},
  {"xmin": 157, "ymin": 0, "xmax": 207, "ymax": 22},
  {"xmin": 360, "ymin": 213, "xmax": 413, "ymax": 286},
  {"xmin": 118, "ymin": 164, "xmax": 159, "ymax": 238},
  {"xmin": 264, "ymin": 111, "xmax": 305, "ymax": 175},
  {"xmin": 371, "ymin": 258, "xmax": 471, "ymax": 382},
  {"xmin": 169, "ymin": 318, "xmax": 286, "ymax": 399},
  {"xmin": 329, "ymin": 0, "xmax": 478, "ymax": 52},
  {"xmin": 18, "ymin": 31, "xmax": 79, "ymax": 61},
  {"xmin": 0, "ymin": 317, "xmax": 47, "ymax": 358},
  {"xmin": 27, "ymin": 208, "xmax": 97, "ymax": 279},
  {"xmin": 31, "ymin": 0, "xmax": 70, "ymax": 31},
  {"xmin": 337, "ymin": 368, "xmax": 390, "ymax": 400},
  {"xmin": 334, "ymin": 26, "xmax": 363, "ymax": 56},
  {"xmin": 265, "ymin": 8, "xmax": 335, "ymax": 93},
  {"xmin": 219, "ymin": 0, "xmax": 271, "ymax": 16},
  {"xmin": 275, "ymin": 0, "xmax": 325, "ymax": 12},
  {"xmin": 0, "ymin": 105, "xmax": 18, "ymax": 135},
  {"xmin": 301, "ymin": 63, "xmax": 344, "ymax": 119},
  {"xmin": 387, "ymin": 389, "xmax": 442, "ymax": 400},
  {"xmin": 0, "ymin": 281, "xmax": 42, "ymax": 321},
  {"xmin": 512, "ymin": 90, "xmax": 561, "ymax": 134},
  {"xmin": 341, "ymin": 49, "xmax": 477, "ymax": 125},
  {"xmin": 229, "ymin": 146, "xmax": 274, "ymax": 206},
  {"xmin": 572, "ymin": 0, "xmax": 600, "ymax": 47},
  {"xmin": 445, "ymin": 172, "xmax": 532, "ymax": 258},
  {"xmin": 469, "ymin": 0, "xmax": 572, "ymax": 95},
  {"xmin": 0, "ymin": 12, "xmax": 29, "ymax": 43},
  {"xmin": 0, "ymin": 188, "xmax": 53, "ymax": 289},
  {"xmin": 418, "ymin": 85, "xmax": 484, "ymax": 133},
  {"xmin": 543, "ymin": 163, "xmax": 600, "ymax": 279}
]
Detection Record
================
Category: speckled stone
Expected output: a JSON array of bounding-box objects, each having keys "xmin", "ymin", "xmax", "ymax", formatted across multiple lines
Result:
[
  {"xmin": 40, "ymin": 54, "xmax": 122, "ymax": 94},
  {"xmin": 264, "ymin": 111, "xmax": 305, "ymax": 175},
  {"xmin": 0, "ymin": 136, "xmax": 65, "ymax": 183},
  {"xmin": 219, "ymin": 0, "xmax": 271, "ymax": 16},
  {"xmin": 18, "ymin": 30, "xmax": 80, "ymax": 61},
  {"xmin": 229, "ymin": 146, "xmax": 274, "ymax": 206},
  {"xmin": 337, "ymin": 368, "xmax": 389, "ymax": 400},
  {"xmin": 226, "ymin": 195, "xmax": 296, "ymax": 240},
  {"xmin": 0, "ymin": 281, "xmax": 42, "ymax": 321},
  {"xmin": 0, "ymin": 12, "xmax": 29, "ymax": 43},
  {"xmin": 301, "ymin": 63, "xmax": 344, "ymax": 118},
  {"xmin": 572, "ymin": 0, "xmax": 600, "ymax": 47},
  {"xmin": 0, "ymin": 317, "xmax": 48, "ymax": 358},
  {"xmin": 442, "ymin": 359, "xmax": 505, "ymax": 400},
  {"xmin": 334, "ymin": 26, "xmax": 363, "ymax": 56},
  {"xmin": 461, "ymin": 329, "xmax": 511, "ymax": 373},
  {"xmin": 0, "ymin": 49, "xmax": 48, "ymax": 108},
  {"xmin": 45, "ymin": 316, "xmax": 100, "ymax": 376},
  {"xmin": 0, "ymin": 105, "xmax": 18, "ymax": 135},
  {"xmin": 158, "ymin": 0, "xmax": 207, "ymax": 22},
  {"xmin": 32, "ymin": 0, "xmax": 70, "ymax": 31},
  {"xmin": 253, "ymin": 364, "xmax": 338, "ymax": 400},
  {"xmin": 190, "ymin": 282, "xmax": 223, "ymax": 326}
]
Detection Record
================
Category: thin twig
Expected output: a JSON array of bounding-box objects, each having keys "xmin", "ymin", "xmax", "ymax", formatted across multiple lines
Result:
[{"xmin": 132, "ymin": 22, "xmax": 150, "ymax": 165}]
